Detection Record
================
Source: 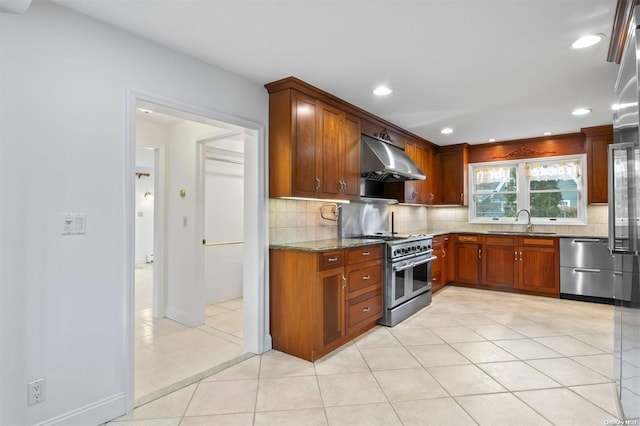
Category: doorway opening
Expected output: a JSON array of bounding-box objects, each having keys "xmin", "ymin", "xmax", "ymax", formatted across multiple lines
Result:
[{"xmin": 132, "ymin": 100, "xmax": 258, "ymax": 405}]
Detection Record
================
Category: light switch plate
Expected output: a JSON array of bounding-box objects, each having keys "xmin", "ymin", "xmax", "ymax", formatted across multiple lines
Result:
[{"xmin": 61, "ymin": 213, "xmax": 86, "ymax": 235}]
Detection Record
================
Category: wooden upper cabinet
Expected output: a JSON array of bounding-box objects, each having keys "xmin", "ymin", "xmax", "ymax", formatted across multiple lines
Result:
[
  {"xmin": 318, "ymin": 101, "xmax": 345, "ymax": 197},
  {"xmin": 266, "ymin": 86, "xmax": 359, "ymax": 200},
  {"xmin": 583, "ymin": 125, "xmax": 613, "ymax": 204},
  {"xmin": 404, "ymin": 137, "xmax": 433, "ymax": 204},
  {"xmin": 437, "ymin": 144, "xmax": 468, "ymax": 205},
  {"xmin": 343, "ymin": 114, "xmax": 361, "ymax": 197},
  {"xmin": 292, "ymin": 92, "xmax": 319, "ymax": 196}
]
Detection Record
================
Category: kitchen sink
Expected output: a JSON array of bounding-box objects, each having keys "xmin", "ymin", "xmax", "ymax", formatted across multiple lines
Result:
[{"xmin": 486, "ymin": 231, "xmax": 556, "ymax": 235}]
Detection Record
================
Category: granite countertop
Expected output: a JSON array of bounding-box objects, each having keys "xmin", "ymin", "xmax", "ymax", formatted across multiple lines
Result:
[{"xmin": 269, "ymin": 238, "xmax": 385, "ymax": 252}]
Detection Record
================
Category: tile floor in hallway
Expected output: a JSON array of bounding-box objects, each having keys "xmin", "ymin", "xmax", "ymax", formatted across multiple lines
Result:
[
  {"xmin": 114, "ymin": 285, "xmax": 624, "ymax": 425},
  {"xmin": 135, "ymin": 264, "xmax": 245, "ymax": 404}
]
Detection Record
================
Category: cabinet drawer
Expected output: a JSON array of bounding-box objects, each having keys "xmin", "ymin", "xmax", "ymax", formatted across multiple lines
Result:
[
  {"xmin": 347, "ymin": 291, "xmax": 382, "ymax": 330},
  {"xmin": 457, "ymin": 234, "xmax": 479, "ymax": 243},
  {"xmin": 522, "ymin": 237, "xmax": 557, "ymax": 247},
  {"xmin": 347, "ymin": 261, "xmax": 382, "ymax": 297},
  {"xmin": 319, "ymin": 250, "xmax": 345, "ymax": 270},
  {"xmin": 485, "ymin": 235, "xmax": 517, "ymax": 245},
  {"xmin": 347, "ymin": 244, "xmax": 383, "ymax": 263}
]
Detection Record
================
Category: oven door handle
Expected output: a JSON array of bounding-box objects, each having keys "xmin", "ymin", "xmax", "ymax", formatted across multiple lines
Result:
[
  {"xmin": 393, "ymin": 256, "xmax": 437, "ymax": 271},
  {"xmin": 413, "ymin": 256, "xmax": 438, "ymax": 267}
]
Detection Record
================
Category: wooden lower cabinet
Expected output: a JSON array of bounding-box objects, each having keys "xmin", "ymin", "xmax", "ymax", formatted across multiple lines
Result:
[
  {"xmin": 454, "ymin": 234, "xmax": 482, "ymax": 284},
  {"xmin": 516, "ymin": 237, "xmax": 560, "ymax": 294},
  {"xmin": 432, "ymin": 234, "xmax": 450, "ymax": 292},
  {"xmin": 270, "ymin": 244, "xmax": 383, "ymax": 361},
  {"xmin": 482, "ymin": 235, "xmax": 518, "ymax": 289},
  {"xmin": 451, "ymin": 234, "xmax": 560, "ymax": 296}
]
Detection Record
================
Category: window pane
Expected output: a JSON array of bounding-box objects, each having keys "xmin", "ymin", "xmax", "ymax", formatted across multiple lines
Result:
[
  {"xmin": 529, "ymin": 178, "xmax": 579, "ymax": 218},
  {"xmin": 529, "ymin": 191, "xmax": 578, "ymax": 218},
  {"xmin": 474, "ymin": 194, "xmax": 517, "ymax": 217},
  {"xmin": 474, "ymin": 166, "xmax": 517, "ymax": 193}
]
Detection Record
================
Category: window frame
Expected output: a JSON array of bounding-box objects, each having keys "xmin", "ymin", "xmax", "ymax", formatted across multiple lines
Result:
[{"xmin": 468, "ymin": 154, "xmax": 587, "ymax": 226}]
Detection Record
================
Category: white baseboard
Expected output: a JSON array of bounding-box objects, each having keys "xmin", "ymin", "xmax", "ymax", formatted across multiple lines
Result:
[{"xmin": 35, "ymin": 393, "xmax": 125, "ymax": 426}]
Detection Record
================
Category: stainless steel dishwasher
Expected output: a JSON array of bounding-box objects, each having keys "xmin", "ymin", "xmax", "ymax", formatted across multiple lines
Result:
[{"xmin": 560, "ymin": 237, "xmax": 615, "ymax": 302}]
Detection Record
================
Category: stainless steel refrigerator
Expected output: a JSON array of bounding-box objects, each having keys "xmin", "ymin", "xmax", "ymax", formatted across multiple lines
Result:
[{"xmin": 610, "ymin": 7, "xmax": 640, "ymax": 421}]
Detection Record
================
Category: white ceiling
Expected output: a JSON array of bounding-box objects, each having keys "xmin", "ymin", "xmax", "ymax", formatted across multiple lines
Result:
[{"xmin": 53, "ymin": 0, "xmax": 619, "ymax": 146}]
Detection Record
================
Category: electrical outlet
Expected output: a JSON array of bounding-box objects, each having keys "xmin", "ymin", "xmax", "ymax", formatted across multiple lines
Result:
[{"xmin": 27, "ymin": 378, "xmax": 45, "ymax": 405}]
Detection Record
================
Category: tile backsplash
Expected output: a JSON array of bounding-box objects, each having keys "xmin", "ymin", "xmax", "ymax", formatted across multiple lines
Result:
[
  {"xmin": 427, "ymin": 205, "xmax": 609, "ymax": 236},
  {"xmin": 269, "ymin": 199, "xmax": 609, "ymax": 245}
]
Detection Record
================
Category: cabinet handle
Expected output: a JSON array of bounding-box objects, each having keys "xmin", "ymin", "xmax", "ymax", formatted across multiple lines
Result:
[
  {"xmin": 478, "ymin": 249, "xmax": 482, "ymax": 259},
  {"xmin": 342, "ymin": 275, "xmax": 347, "ymax": 289},
  {"xmin": 315, "ymin": 177, "xmax": 320, "ymax": 191},
  {"xmin": 514, "ymin": 251, "xmax": 518, "ymax": 261},
  {"xmin": 362, "ymin": 251, "xmax": 370, "ymax": 256},
  {"xmin": 327, "ymin": 257, "xmax": 339, "ymax": 262},
  {"xmin": 362, "ymin": 307, "xmax": 371, "ymax": 312},
  {"xmin": 442, "ymin": 249, "xmax": 446, "ymax": 258},
  {"xmin": 460, "ymin": 193, "xmax": 464, "ymax": 202},
  {"xmin": 519, "ymin": 251, "xmax": 523, "ymax": 261},
  {"xmin": 342, "ymin": 181, "xmax": 347, "ymax": 192},
  {"xmin": 362, "ymin": 275, "xmax": 371, "ymax": 280}
]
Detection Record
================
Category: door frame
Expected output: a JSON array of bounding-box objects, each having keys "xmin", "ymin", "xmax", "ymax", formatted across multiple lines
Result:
[{"xmin": 124, "ymin": 89, "xmax": 270, "ymax": 412}]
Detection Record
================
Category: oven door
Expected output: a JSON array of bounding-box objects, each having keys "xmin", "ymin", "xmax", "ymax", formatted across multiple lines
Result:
[{"xmin": 388, "ymin": 253, "xmax": 436, "ymax": 308}]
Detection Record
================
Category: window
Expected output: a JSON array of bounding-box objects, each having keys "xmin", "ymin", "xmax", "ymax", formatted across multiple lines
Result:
[{"xmin": 469, "ymin": 155, "xmax": 586, "ymax": 225}]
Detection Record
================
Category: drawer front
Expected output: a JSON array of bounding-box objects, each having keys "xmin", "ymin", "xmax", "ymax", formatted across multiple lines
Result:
[
  {"xmin": 319, "ymin": 250, "xmax": 345, "ymax": 270},
  {"xmin": 347, "ymin": 244, "xmax": 383, "ymax": 263},
  {"xmin": 560, "ymin": 266, "xmax": 613, "ymax": 299},
  {"xmin": 347, "ymin": 261, "xmax": 382, "ymax": 296},
  {"xmin": 347, "ymin": 291, "xmax": 382, "ymax": 329},
  {"xmin": 457, "ymin": 234, "xmax": 479, "ymax": 243},
  {"xmin": 522, "ymin": 237, "xmax": 557, "ymax": 247},
  {"xmin": 485, "ymin": 235, "xmax": 517, "ymax": 245}
]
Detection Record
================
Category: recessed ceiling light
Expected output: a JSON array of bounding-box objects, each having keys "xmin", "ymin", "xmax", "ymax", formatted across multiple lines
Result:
[
  {"xmin": 373, "ymin": 86, "xmax": 392, "ymax": 96},
  {"xmin": 488, "ymin": 138, "xmax": 496, "ymax": 142},
  {"xmin": 137, "ymin": 108, "xmax": 154, "ymax": 114},
  {"xmin": 572, "ymin": 108, "xmax": 592, "ymax": 116},
  {"xmin": 543, "ymin": 132, "xmax": 552, "ymax": 136},
  {"xmin": 441, "ymin": 127, "xmax": 453, "ymax": 135},
  {"xmin": 571, "ymin": 34, "xmax": 604, "ymax": 49}
]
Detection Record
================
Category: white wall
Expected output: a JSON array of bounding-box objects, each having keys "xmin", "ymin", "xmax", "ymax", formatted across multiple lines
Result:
[
  {"xmin": 0, "ymin": 2, "xmax": 268, "ymax": 425},
  {"xmin": 205, "ymin": 155, "xmax": 244, "ymax": 303}
]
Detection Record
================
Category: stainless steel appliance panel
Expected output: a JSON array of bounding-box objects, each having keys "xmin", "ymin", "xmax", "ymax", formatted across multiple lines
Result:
[
  {"xmin": 560, "ymin": 238, "xmax": 613, "ymax": 270},
  {"xmin": 560, "ymin": 267, "xmax": 614, "ymax": 299},
  {"xmin": 338, "ymin": 202, "xmax": 389, "ymax": 238}
]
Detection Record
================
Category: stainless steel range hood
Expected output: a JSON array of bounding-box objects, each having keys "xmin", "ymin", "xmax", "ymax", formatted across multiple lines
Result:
[{"xmin": 361, "ymin": 134, "xmax": 426, "ymax": 182}]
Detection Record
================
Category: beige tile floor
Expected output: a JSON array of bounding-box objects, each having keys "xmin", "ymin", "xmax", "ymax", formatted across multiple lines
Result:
[
  {"xmin": 135, "ymin": 264, "xmax": 245, "ymax": 405},
  {"xmin": 115, "ymin": 285, "xmax": 625, "ymax": 425}
]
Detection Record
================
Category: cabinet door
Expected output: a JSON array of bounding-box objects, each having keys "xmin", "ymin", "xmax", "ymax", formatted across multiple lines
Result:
[
  {"xmin": 482, "ymin": 244, "xmax": 517, "ymax": 288},
  {"xmin": 292, "ymin": 92, "xmax": 319, "ymax": 196},
  {"xmin": 432, "ymin": 239, "xmax": 444, "ymax": 291},
  {"xmin": 319, "ymin": 268, "xmax": 345, "ymax": 347},
  {"xmin": 455, "ymin": 243, "xmax": 482, "ymax": 284},
  {"xmin": 439, "ymin": 149, "xmax": 464, "ymax": 205},
  {"xmin": 404, "ymin": 138, "xmax": 428, "ymax": 204},
  {"xmin": 587, "ymin": 132, "xmax": 612, "ymax": 204},
  {"xmin": 518, "ymin": 247, "xmax": 559, "ymax": 294},
  {"xmin": 343, "ymin": 114, "xmax": 361, "ymax": 197},
  {"xmin": 318, "ymin": 102, "xmax": 345, "ymax": 197}
]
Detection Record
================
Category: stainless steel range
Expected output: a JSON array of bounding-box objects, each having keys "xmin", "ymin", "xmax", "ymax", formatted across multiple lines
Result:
[
  {"xmin": 339, "ymin": 202, "xmax": 435, "ymax": 326},
  {"xmin": 380, "ymin": 235, "xmax": 436, "ymax": 326}
]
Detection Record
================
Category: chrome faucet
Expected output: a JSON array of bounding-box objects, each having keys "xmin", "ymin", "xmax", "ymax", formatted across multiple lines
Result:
[{"xmin": 515, "ymin": 209, "xmax": 533, "ymax": 233}]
